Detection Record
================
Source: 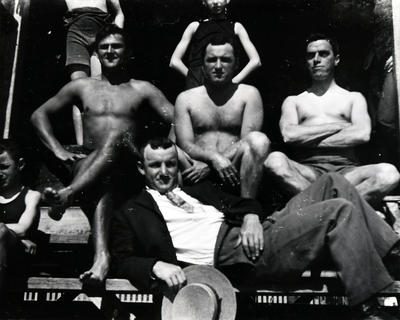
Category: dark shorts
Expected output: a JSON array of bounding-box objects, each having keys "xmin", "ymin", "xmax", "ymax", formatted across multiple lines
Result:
[
  {"xmin": 299, "ymin": 155, "xmax": 359, "ymax": 177},
  {"xmin": 64, "ymin": 7, "xmax": 111, "ymax": 67}
]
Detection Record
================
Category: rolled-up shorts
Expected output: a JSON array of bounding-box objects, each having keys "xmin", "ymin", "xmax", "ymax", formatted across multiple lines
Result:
[
  {"xmin": 298, "ymin": 154, "xmax": 359, "ymax": 177},
  {"xmin": 64, "ymin": 7, "xmax": 111, "ymax": 67}
]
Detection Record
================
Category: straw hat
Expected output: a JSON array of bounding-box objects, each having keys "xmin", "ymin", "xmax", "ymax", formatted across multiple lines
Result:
[{"xmin": 161, "ymin": 265, "xmax": 237, "ymax": 320}]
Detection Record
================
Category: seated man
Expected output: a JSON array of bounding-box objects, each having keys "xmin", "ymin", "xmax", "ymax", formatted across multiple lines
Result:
[
  {"xmin": 174, "ymin": 34, "xmax": 270, "ymax": 199},
  {"xmin": 112, "ymin": 137, "xmax": 400, "ymax": 320},
  {"xmin": 30, "ymin": 25, "xmax": 174, "ymax": 284},
  {"xmin": 264, "ymin": 33, "xmax": 399, "ymax": 204},
  {"xmin": 0, "ymin": 139, "xmax": 40, "ymax": 307}
]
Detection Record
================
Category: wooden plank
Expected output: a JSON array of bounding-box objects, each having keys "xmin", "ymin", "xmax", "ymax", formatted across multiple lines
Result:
[
  {"xmin": 39, "ymin": 207, "xmax": 91, "ymax": 237},
  {"xmin": 27, "ymin": 277, "xmax": 138, "ymax": 292}
]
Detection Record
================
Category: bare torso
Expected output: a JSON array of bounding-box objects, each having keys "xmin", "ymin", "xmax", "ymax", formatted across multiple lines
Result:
[
  {"xmin": 65, "ymin": 0, "xmax": 107, "ymax": 12},
  {"xmin": 186, "ymin": 86, "xmax": 248, "ymax": 153},
  {"xmin": 295, "ymin": 85, "xmax": 354, "ymax": 126},
  {"xmin": 77, "ymin": 79, "xmax": 144, "ymax": 149}
]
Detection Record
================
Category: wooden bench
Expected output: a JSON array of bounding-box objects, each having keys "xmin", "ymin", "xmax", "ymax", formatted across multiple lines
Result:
[{"xmin": 7, "ymin": 199, "xmax": 400, "ymax": 318}]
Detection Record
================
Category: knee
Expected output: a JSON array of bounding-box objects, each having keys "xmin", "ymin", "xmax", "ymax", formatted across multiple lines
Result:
[
  {"xmin": 264, "ymin": 151, "xmax": 289, "ymax": 176},
  {"xmin": 375, "ymin": 163, "xmax": 400, "ymax": 190},
  {"xmin": 244, "ymin": 132, "xmax": 271, "ymax": 157}
]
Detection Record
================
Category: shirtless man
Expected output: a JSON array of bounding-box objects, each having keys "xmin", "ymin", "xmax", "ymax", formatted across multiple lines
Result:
[
  {"xmin": 64, "ymin": 0, "xmax": 124, "ymax": 145},
  {"xmin": 264, "ymin": 33, "xmax": 400, "ymax": 203},
  {"xmin": 175, "ymin": 35, "xmax": 270, "ymax": 199},
  {"xmin": 31, "ymin": 25, "xmax": 174, "ymax": 284}
]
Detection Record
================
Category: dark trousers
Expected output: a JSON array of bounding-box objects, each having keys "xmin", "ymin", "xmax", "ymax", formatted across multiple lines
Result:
[{"xmin": 218, "ymin": 173, "xmax": 398, "ymax": 305}]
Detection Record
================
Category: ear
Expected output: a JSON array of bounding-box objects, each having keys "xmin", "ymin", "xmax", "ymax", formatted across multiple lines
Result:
[
  {"xmin": 334, "ymin": 54, "xmax": 340, "ymax": 67},
  {"xmin": 137, "ymin": 161, "xmax": 145, "ymax": 176},
  {"xmin": 17, "ymin": 158, "xmax": 25, "ymax": 171}
]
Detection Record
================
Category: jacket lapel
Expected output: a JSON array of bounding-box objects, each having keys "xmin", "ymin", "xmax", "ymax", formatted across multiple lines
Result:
[{"xmin": 134, "ymin": 189, "xmax": 164, "ymax": 220}]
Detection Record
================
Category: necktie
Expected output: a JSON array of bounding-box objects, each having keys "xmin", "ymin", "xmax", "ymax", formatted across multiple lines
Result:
[{"xmin": 165, "ymin": 191, "xmax": 194, "ymax": 213}]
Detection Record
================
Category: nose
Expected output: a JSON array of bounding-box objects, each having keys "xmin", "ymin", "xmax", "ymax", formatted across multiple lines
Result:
[
  {"xmin": 106, "ymin": 45, "xmax": 113, "ymax": 53},
  {"xmin": 313, "ymin": 53, "xmax": 321, "ymax": 64},
  {"xmin": 160, "ymin": 163, "xmax": 168, "ymax": 175},
  {"xmin": 215, "ymin": 59, "xmax": 222, "ymax": 69}
]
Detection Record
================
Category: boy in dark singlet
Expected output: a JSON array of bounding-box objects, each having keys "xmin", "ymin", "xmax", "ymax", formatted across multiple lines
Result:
[
  {"xmin": 0, "ymin": 139, "xmax": 41, "ymax": 305},
  {"xmin": 169, "ymin": 0, "xmax": 261, "ymax": 89}
]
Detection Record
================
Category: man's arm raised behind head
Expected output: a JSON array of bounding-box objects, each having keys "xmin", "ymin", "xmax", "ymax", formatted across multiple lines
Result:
[
  {"xmin": 280, "ymin": 96, "xmax": 347, "ymax": 147},
  {"xmin": 317, "ymin": 92, "xmax": 370, "ymax": 148},
  {"xmin": 31, "ymin": 80, "xmax": 82, "ymax": 160}
]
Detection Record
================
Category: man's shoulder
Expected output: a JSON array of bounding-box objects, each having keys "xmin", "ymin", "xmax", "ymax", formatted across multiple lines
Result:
[
  {"xmin": 236, "ymin": 83, "xmax": 260, "ymax": 96},
  {"xmin": 332, "ymin": 85, "xmax": 365, "ymax": 100},
  {"xmin": 176, "ymin": 86, "xmax": 206, "ymax": 102}
]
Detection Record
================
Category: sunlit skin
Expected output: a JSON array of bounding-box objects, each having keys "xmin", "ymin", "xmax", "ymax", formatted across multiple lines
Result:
[
  {"xmin": 31, "ymin": 32, "xmax": 174, "ymax": 286},
  {"xmin": 265, "ymin": 38, "xmax": 400, "ymax": 204},
  {"xmin": 138, "ymin": 145, "xmax": 179, "ymax": 195},
  {"xmin": 175, "ymin": 42, "xmax": 269, "ymax": 198}
]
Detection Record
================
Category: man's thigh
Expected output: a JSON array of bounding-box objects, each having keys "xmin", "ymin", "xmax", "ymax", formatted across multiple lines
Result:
[{"xmin": 283, "ymin": 157, "xmax": 321, "ymax": 183}]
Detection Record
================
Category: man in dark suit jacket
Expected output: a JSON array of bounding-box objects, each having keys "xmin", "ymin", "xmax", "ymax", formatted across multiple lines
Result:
[{"xmin": 112, "ymin": 137, "xmax": 400, "ymax": 320}]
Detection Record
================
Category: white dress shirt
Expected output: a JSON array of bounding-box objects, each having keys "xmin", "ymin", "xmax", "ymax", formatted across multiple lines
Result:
[{"xmin": 147, "ymin": 187, "xmax": 224, "ymax": 265}]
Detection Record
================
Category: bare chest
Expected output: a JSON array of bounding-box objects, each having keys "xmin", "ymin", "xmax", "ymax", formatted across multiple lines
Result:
[
  {"xmin": 190, "ymin": 100, "xmax": 245, "ymax": 133},
  {"xmin": 80, "ymin": 85, "xmax": 141, "ymax": 118},
  {"xmin": 296, "ymin": 95, "xmax": 353, "ymax": 123}
]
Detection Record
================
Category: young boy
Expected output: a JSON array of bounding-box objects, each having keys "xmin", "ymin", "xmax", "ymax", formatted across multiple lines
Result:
[
  {"xmin": 0, "ymin": 140, "xmax": 40, "ymax": 303},
  {"xmin": 169, "ymin": 0, "xmax": 261, "ymax": 89}
]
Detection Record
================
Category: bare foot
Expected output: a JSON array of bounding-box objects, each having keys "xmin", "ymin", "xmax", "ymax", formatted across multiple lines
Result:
[
  {"xmin": 79, "ymin": 253, "xmax": 110, "ymax": 286},
  {"xmin": 42, "ymin": 187, "xmax": 73, "ymax": 220}
]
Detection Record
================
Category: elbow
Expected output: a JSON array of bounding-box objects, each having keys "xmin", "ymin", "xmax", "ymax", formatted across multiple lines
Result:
[
  {"xmin": 169, "ymin": 58, "xmax": 177, "ymax": 69},
  {"xmin": 30, "ymin": 110, "xmax": 40, "ymax": 126},
  {"xmin": 253, "ymin": 58, "xmax": 262, "ymax": 69},
  {"xmin": 357, "ymin": 131, "xmax": 370, "ymax": 144},
  {"xmin": 282, "ymin": 132, "xmax": 296, "ymax": 145}
]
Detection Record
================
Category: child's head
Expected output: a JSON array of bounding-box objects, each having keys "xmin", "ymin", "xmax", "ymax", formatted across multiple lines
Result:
[
  {"xmin": 0, "ymin": 139, "xmax": 25, "ymax": 191},
  {"xmin": 202, "ymin": 0, "xmax": 231, "ymax": 15}
]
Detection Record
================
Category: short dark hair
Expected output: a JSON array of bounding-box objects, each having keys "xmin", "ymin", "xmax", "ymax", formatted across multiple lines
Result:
[
  {"xmin": 202, "ymin": 33, "xmax": 239, "ymax": 61},
  {"xmin": 94, "ymin": 24, "xmax": 129, "ymax": 51},
  {"xmin": 305, "ymin": 33, "xmax": 340, "ymax": 56},
  {"xmin": 138, "ymin": 137, "xmax": 176, "ymax": 162},
  {"xmin": 0, "ymin": 139, "xmax": 23, "ymax": 162}
]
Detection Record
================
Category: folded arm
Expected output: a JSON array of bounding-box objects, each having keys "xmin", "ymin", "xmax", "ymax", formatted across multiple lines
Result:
[
  {"xmin": 317, "ymin": 93, "xmax": 370, "ymax": 147},
  {"xmin": 280, "ymin": 96, "xmax": 349, "ymax": 147}
]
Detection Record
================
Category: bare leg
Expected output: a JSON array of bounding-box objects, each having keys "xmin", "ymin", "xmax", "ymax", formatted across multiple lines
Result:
[
  {"xmin": 225, "ymin": 132, "xmax": 270, "ymax": 198},
  {"xmin": 43, "ymin": 132, "xmax": 125, "ymax": 218},
  {"xmin": 70, "ymin": 70, "xmax": 88, "ymax": 146},
  {"xmin": 344, "ymin": 163, "xmax": 400, "ymax": 204},
  {"xmin": 80, "ymin": 192, "xmax": 112, "ymax": 285},
  {"xmin": 264, "ymin": 151, "xmax": 319, "ymax": 195}
]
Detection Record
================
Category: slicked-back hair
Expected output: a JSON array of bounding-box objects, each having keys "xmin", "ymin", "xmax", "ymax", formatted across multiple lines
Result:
[
  {"xmin": 305, "ymin": 33, "xmax": 340, "ymax": 56},
  {"xmin": 94, "ymin": 24, "xmax": 130, "ymax": 52},
  {"xmin": 138, "ymin": 137, "xmax": 176, "ymax": 162},
  {"xmin": 0, "ymin": 139, "xmax": 23, "ymax": 162}
]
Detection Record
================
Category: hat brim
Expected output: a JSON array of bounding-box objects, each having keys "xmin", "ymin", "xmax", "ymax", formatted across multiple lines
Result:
[{"xmin": 161, "ymin": 265, "xmax": 237, "ymax": 320}]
